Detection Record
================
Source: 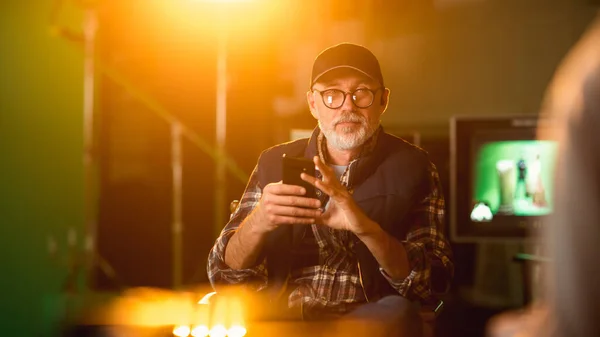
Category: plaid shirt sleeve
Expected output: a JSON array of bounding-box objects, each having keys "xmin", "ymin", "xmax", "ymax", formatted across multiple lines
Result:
[
  {"xmin": 380, "ymin": 162, "xmax": 454, "ymax": 301},
  {"xmin": 207, "ymin": 165, "xmax": 268, "ymax": 292}
]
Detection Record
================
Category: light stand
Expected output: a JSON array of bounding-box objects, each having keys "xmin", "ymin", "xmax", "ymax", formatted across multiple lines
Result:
[
  {"xmin": 171, "ymin": 122, "xmax": 183, "ymax": 289},
  {"xmin": 49, "ymin": 0, "xmax": 119, "ymax": 292},
  {"xmin": 214, "ymin": 24, "xmax": 228, "ymax": 239},
  {"xmin": 82, "ymin": 4, "xmax": 98, "ymax": 292}
]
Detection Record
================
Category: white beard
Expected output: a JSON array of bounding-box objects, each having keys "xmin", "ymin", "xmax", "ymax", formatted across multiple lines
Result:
[{"xmin": 318, "ymin": 111, "xmax": 380, "ymax": 151}]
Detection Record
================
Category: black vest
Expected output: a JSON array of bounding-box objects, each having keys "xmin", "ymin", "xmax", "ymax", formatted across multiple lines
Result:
[{"xmin": 256, "ymin": 127, "xmax": 430, "ymax": 302}]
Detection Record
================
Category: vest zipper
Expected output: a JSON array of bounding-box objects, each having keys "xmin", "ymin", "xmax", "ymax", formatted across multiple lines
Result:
[{"xmin": 357, "ymin": 261, "xmax": 370, "ymax": 302}]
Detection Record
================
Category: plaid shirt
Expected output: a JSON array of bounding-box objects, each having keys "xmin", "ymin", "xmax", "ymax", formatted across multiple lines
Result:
[{"xmin": 207, "ymin": 129, "xmax": 454, "ymax": 316}]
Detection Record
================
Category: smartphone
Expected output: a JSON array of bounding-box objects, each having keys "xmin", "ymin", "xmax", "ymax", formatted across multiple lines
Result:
[{"xmin": 282, "ymin": 155, "xmax": 317, "ymax": 199}]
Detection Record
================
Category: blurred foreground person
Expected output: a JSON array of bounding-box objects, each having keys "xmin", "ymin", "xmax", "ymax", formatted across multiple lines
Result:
[
  {"xmin": 207, "ymin": 43, "xmax": 454, "ymax": 336},
  {"xmin": 488, "ymin": 15, "xmax": 600, "ymax": 337}
]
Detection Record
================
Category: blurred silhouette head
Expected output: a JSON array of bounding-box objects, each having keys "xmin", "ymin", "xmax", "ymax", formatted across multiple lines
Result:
[{"xmin": 539, "ymin": 15, "xmax": 600, "ymax": 337}]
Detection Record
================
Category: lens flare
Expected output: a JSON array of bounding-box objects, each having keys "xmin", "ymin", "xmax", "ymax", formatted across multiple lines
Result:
[
  {"xmin": 228, "ymin": 324, "xmax": 247, "ymax": 337},
  {"xmin": 173, "ymin": 325, "xmax": 191, "ymax": 337},
  {"xmin": 209, "ymin": 324, "xmax": 228, "ymax": 337},
  {"xmin": 191, "ymin": 325, "xmax": 210, "ymax": 337}
]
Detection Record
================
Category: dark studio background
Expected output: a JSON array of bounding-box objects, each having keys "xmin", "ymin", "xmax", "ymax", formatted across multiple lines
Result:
[{"xmin": 1, "ymin": 0, "xmax": 598, "ymax": 336}]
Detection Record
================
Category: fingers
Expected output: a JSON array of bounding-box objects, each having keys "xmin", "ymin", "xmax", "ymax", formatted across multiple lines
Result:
[
  {"xmin": 260, "ymin": 182, "xmax": 322, "ymax": 227},
  {"xmin": 261, "ymin": 195, "xmax": 321, "ymax": 220},
  {"xmin": 300, "ymin": 172, "xmax": 335, "ymax": 196},
  {"xmin": 312, "ymin": 155, "xmax": 334, "ymax": 182},
  {"xmin": 266, "ymin": 215, "xmax": 317, "ymax": 225},
  {"xmin": 259, "ymin": 207, "xmax": 319, "ymax": 226},
  {"xmin": 262, "ymin": 183, "xmax": 321, "ymax": 208},
  {"xmin": 267, "ymin": 194, "xmax": 321, "ymax": 209},
  {"xmin": 302, "ymin": 156, "xmax": 343, "ymax": 198},
  {"xmin": 265, "ymin": 204, "xmax": 321, "ymax": 219},
  {"xmin": 264, "ymin": 181, "xmax": 308, "ymax": 196}
]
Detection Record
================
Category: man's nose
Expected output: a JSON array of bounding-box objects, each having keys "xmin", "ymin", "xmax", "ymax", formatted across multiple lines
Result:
[{"xmin": 340, "ymin": 92, "xmax": 357, "ymax": 111}]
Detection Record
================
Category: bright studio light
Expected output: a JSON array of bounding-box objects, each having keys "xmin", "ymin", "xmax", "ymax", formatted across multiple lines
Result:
[
  {"xmin": 208, "ymin": 324, "xmax": 228, "ymax": 337},
  {"xmin": 227, "ymin": 325, "xmax": 247, "ymax": 337},
  {"xmin": 173, "ymin": 325, "xmax": 191, "ymax": 337},
  {"xmin": 191, "ymin": 325, "xmax": 210, "ymax": 337},
  {"xmin": 192, "ymin": 0, "xmax": 253, "ymax": 2}
]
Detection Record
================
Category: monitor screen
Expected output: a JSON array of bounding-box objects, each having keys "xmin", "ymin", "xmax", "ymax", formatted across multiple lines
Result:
[
  {"xmin": 450, "ymin": 115, "xmax": 557, "ymax": 242},
  {"xmin": 470, "ymin": 140, "xmax": 558, "ymax": 221}
]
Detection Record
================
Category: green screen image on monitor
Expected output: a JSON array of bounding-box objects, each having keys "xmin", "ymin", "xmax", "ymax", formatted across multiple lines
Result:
[{"xmin": 472, "ymin": 140, "xmax": 558, "ymax": 218}]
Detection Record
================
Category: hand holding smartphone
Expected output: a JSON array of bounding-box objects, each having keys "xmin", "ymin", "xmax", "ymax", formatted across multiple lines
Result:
[{"xmin": 282, "ymin": 155, "xmax": 317, "ymax": 199}]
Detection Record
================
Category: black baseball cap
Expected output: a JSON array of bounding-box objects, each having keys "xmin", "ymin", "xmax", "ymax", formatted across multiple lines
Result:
[{"xmin": 310, "ymin": 43, "xmax": 384, "ymax": 88}]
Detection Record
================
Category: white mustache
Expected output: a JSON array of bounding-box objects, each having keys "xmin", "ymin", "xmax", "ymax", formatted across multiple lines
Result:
[{"xmin": 334, "ymin": 114, "xmax": 364, "ymax": 126}]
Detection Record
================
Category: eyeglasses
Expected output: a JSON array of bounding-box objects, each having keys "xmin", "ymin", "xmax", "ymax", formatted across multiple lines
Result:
[{"xmin": 313, "ymin": 88, "xmax": 382, "ymax": 109}]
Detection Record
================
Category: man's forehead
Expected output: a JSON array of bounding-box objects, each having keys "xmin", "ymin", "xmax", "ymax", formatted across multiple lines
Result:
[{"xmin": 315, "ymin": 68, "xmax": 378, "ymax": 87}]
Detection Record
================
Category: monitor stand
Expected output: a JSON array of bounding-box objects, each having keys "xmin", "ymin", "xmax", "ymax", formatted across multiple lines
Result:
[{"xmin": 513, "ymin": 241, "xmax": 551, "ymax": 305}]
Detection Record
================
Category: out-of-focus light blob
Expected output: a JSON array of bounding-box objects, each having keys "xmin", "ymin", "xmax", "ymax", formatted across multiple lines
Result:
[
  {"xmin": 191, "ymin": 325, "xmax": 210, "ymax": 337},
  {"xmin": 209, "ymin": 324, "xmax": 228, "ymax": 337},
  {"xmin": 228, "ymin": 324, "xmax": 247, "ymax": 337},
  {"xmin": 173, "ymin": 325, "xmax": 191, "ymax": 337}
]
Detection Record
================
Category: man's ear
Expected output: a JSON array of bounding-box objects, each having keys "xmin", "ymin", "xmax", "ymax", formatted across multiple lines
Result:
[
  {"xmin": 306, "ymin": 90, "xmax": 319, "ymax": 120},
  {"xmin": 380, "ymin": 88, "xmax": 390, "ymax": 114}
]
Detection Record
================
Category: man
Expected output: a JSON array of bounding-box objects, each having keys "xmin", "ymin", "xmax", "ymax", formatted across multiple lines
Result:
[{"xmin": 207, "ymin": 43, "xmax": 454, "ymax": 336}]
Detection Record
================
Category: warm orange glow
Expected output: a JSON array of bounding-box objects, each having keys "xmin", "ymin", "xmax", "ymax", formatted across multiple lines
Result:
[
  {"xmin": 193, "ymin": 0, "xmax": 253, "ymax": 2},
  {"xmin": 226, "ymin": 296, "xmax": 245, "ymax": 326},
  {"xmin": 209, "ymin": 296, "xmax": 228, "ymax": 328},
  {"xmin": 173, "ymin": 325, "xmax": 191, "ymax": 337},
  {"xmin": 93, "ymin": 287, "xmax": 250, "ymax": 336},
  {"xmin": 227, "ymin": 325, "xmax": 247, "ymax": 337},
  {"xmin": 102, "ymin": 289, "xmax": 200, "ymax": 327},
  {"xmin": 192, "ymin": 304, "xmax": 210, "ymax": 329},
  {"xmin": 198, "ymin": 292, "xmax": 217, "ymax": 305},
  {"xmin": 143, "ymin": 0, "xmax": 289, "ymax": 41},
  {"xmin": 191, "ymin": 325, "xmax": 210, "ymax": 337},
  {"xmin": 175, "ymin": 323, "xmax": 246, "ymax": 337},
  {"xmin": 208, "ymin": 324, "xmax": 228, "ymax": 337}
]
